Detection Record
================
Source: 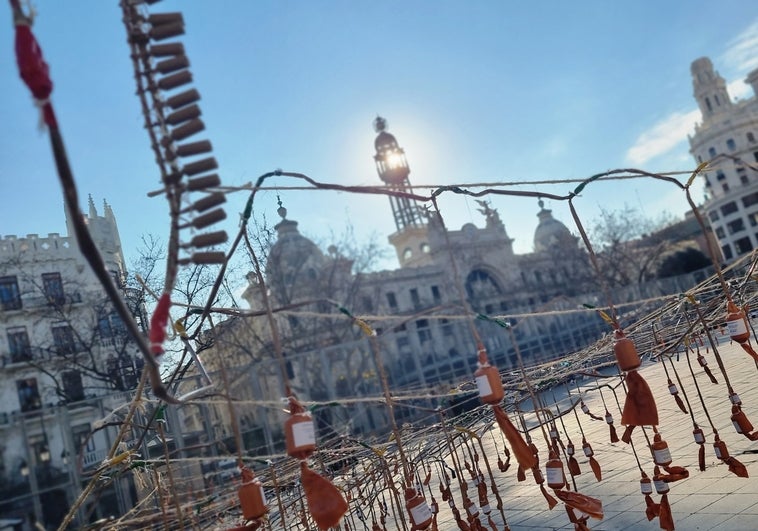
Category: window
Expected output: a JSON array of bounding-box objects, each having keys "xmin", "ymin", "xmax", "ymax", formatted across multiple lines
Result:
[
  {"xmin": 16, "ymin": 378, "xmax": 41, "ymax": 412},
  {"xmin": 62, "ymin": 370, "xmax": 84, "ymax": 401},
  {"xmin": 52, "ymin": 323, "xmax": 76, "ymax": 354},
  {"xmin": 721, "ymin": 202, "xmax": 738, "ymax": 216},
  {"xmin": 361, "ymin": 295, "xmax": 373, "ymax": 312},
  {"xmin": 420, "ymin": 243, "xmax": 430, "ymax": 254},
  {"xmin": 402, "ymin": 248, "xmax": 412, "ymax": 260},
  {"xmin": 396, "ymin": 336, "xmax": 411, "ymax": 352},
  {"xmin": 0, "ymin": 276, "xmax": 21, "ymax": 310},
  {"xmin": 743, "ymin": 193, "xmax": 758, "ymax": 208},
  {"xmin": 727, "ymin": 219, "xmax": 745, "ymax": 234},
  {"xmin": 722, "ymin": 244, "xmax": 734, "ymax": 260},
  {"xmin": 741, "ymin": 175, "xmax": 750, "ymax": 186},
  {"xmin": 416, "ymin": 319, "xmax": 431, "ymax": 344},
  {"xmin": 386, "ymin": 292, "xmax": 397, "ymax": 310},
  {"xmin": 431, "ymin": 285, "xmax": 441, "ymax": 304},
  {"xmin": 754, "ymin": 151, "xmax": 758, "ymax": 163},
  {"xmin": 748, "ymin": 132, "xmax": 756, "ymax": 143},
  {"xmin": 7, "ymin": 326, "xmax": 31, "ymax": 363},
  {"xmin": 715, "ymin": 227, "xmax": 726, "ymax": 239},
  {"xmin": 727, "ymin": 138, "xmax": 737, "ymax": 151},
  {"xmin": 72, "ymin": 424, "xmax": 95, "ymax": 453},
  {"xmin": 735, "ymin": 236, "xmax": 754, "ymax": 255},
  {"xmin": 716, "ymin": 171, "xmax": 726, "ymax": 181},
  {"xmin": 440, "ymin": 318, "xmax": 454, "ymax": 337},
  {"xmin": 410, "ymin": 288, "xmax": 420, "ymax": 309},
  {"xmin": 709, "ymin": 147, "xmax": 717, "ymax": 159},
  {"xmin": 709, "ymin": 210, "xmax": 719, "ymax": 222},
  {"xmin": 42, "ymin": 272, "xmax": 64, "ymax": 305},
  {"xmin": 750, "ymin": 213, "xmax": 758, "ymax": 227},
  {"xmin": 723, "ymin": 183, "xmax": 730, "ymax": 192},
  {"xmin": 705, "ymin": 97, "xmax": 712, "ymax": 112}
]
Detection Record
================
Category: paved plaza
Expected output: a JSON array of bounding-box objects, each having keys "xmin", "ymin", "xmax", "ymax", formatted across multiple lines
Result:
[{"xmin": 433, "ymin": 339, "xmax": 758, "ymax": 531}]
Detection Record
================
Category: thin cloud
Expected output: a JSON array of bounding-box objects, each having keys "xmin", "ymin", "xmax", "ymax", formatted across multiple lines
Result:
[
  {"xmin": 728, "ymin": 78, "xmax": 752, "ymax": 101},
  {"xmin": 625, "ymin": 109, "xmax": 700, "ymax": 165},
  {"xmin": 720, "ymin": 19, "xmax": 758, "ymax": 73}
]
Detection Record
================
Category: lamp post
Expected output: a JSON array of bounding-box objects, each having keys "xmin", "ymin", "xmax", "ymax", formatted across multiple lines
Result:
[{"xmin": 20, "ymin": 460, "xmax": 29, "ymax": 478}]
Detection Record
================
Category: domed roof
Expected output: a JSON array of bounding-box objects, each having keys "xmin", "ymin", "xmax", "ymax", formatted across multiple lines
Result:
[
  {"xmin": 534, "ymin": 200, "xmax": 573, "ymax": 252},
  {"xmin": 374, "ymin": 130, "xmax": 399, "ymax": 152},
  {"xmin": 266, "ymin": 204, "xmax": 325, "ymax": 280}
]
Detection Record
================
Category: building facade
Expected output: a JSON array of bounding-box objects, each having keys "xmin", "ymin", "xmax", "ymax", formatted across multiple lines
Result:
[
  {"xmin": 0, "ymin": 199, "xmax": 144, "ymax": 528},
  {"xmin": 193, "ymin": 117, "xmax": 717, "ymax": 461},
  {"xmin": 689, "ymin": 57, "xmax": 758, "ymax": 262}
]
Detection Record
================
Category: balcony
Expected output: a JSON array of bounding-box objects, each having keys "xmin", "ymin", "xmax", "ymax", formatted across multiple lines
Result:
[{"xmin": 23, "ymin": 291, "xmax": 83, "ymax": 309}]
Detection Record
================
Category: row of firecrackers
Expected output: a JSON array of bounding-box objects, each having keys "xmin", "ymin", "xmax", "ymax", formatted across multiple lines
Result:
[{"xmin": 222, "ymin": 292, "xmax": 758, "ymax": 531}]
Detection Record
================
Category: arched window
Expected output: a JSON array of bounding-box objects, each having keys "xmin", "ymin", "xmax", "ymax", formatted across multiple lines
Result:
[
  {"xmin": 465, "ymin": 269, "xmax": 503, "ymax": 300},
  {"xmin": 747, "ymin": 132, "xmax": 755, "ymax": 144},
  {"xmin": 727, "ymin": 138, "xmax": 737, "ymax": 151},
  {"xmin": 708, "ymin": 147, "xmax": 717, "ymax": 158}
]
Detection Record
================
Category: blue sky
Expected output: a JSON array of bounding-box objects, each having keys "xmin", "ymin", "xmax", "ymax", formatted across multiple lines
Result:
[{"xmin": 2, "ymin": 1, "xmax": 758, "ymax": 272}]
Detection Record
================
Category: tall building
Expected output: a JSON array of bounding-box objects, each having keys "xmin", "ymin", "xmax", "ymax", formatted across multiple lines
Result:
[
  {"xmin": 0, "ymin": 198, "xmax": 144, "ymax": 527},
  {"xmin": 688, "ymin": 57, "xmax": 758, "ymax": 261}
]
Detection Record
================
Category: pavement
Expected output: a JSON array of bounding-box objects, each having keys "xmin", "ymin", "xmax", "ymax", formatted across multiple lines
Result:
[{"xmin": 433, "ymin": 338, "xmax": 758, "ymax": 531}]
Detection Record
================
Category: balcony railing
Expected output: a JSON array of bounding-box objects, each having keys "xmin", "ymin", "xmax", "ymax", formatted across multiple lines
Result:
[{"xmin": 23, "ymin": 291, "xmax": 83, "ymax": 308}]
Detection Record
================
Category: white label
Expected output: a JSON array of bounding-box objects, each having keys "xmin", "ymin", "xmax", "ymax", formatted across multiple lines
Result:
[
  {"xmin": 640, "ymin": 481, "xmax": 652, "ymax": 495},
  {"xmin": 654, "ymin": 479, "xmax": 669, "ymax": 494},
  {"xmin": 549, "ymin": 429, "xmax": 558, "ymax": 439},
  {"xmin": 292, "ymin": 419, "xmax": 316, "ymax": 448},
  {"xmin": 693, "ymin": 431, "xmax": 705, "ymax": 444},
  {"xmin": 699, "ymin": 357, "xmax": 708, "ymax": 367},
  {"xmin": 654, "ymin": 447, "xmax": 671, "ymax": 465},
  {"xmin": 733, "ymin": 420, "xmax": 743, "ymax": 433},
  {"xmin": 545, "ymin": 466, "xmax": 564, "ymax": 485},
  {"xmin": 731, "ymin": 393, "xmax": 742, "ymax": 405},
  {"xmin": 668, "ymin": 384, "xmax": 678, "ymax": 395},
  {"xmin": 410, "ymin": 501, "xmax": 432, "ymax": 525},
  {"xmin": 728, "ymin": 318, "xmax": 748, "ymax": 337},
  {"xmin": 466, "ymin": 503, "xmax": 479, "ymax": 517},
  {"xmin": 448, "ymin": 499, "xmax": 455, "ymax": 509},
  {"xmin": 475, "ymin": 374, "xmax": 493, "ymax": 398},
  {"xmin": 714, "ymin": 445, "xmax": 722, "ymax": 459},
  {"xmin": 566, "ymin": 446, "xmax": 574, "ymax": 456},
  {"xmin": 605, "ymin": 414, "xmax": 613, "ymax": 425},
  {"xmin": 581, "ymin": 403, "xmax": 589, "ymax": 414},
  {"xmin": 481, "ymin": 504, "xmax": 491, "ymax": 514},
  {"xmin": 259, "ymin": 485, "xmax": 267, "ymax": 506},
  {"xmin": 583, "ymin": 446, "xmax": 593, "ymax": 457}
]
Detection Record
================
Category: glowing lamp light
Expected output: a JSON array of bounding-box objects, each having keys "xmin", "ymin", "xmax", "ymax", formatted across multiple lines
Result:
[
  {"xmin": 40, "ymin": 446, "xmax": 51, "ymax": 464},
  {"xmin": 20, "ymin": 460, "xmax": 29, "ymax": 477},
  {"xmin": 373, "ymin": 116, "xmax": 410, "ymax": 185}
]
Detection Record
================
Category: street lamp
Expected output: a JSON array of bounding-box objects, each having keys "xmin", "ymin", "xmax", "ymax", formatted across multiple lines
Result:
[
  {"xmin": 61, "ymin": 449, "xmax": 69, "ymax": 466},
  {"xmin": 39, "ymin": 445, "xmax": 51, "ymax": 464},
  {"xmin": 20, "ymin": 460, "xmax": 29, "ymax": 478}
]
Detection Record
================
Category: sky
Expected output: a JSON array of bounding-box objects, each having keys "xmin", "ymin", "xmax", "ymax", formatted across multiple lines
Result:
[{"xmin": 2, "ymin": 1, "xmax": 758, "ymax": 274}]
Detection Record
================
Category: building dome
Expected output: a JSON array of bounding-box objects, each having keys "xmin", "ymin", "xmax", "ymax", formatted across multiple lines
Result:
[
  {"xmin": 265, "ymin": 204, "xmax": 325, "ymax": 299},
  {"xmin": 374, "ymin": 130, "xmax": 400, "ymax": 152},
  {"xmin": 534, "ymin": 200, "xmax": 573, "ymax": 252}
]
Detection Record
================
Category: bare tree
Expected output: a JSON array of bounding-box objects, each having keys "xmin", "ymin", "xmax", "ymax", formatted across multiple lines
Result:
[
  {"xmin": 0, "ymin": 254, "xmax": 145, "ymax": 405},
  {"xmin": 590, "ymin": 205, "xmax": 678, "ymax": 287}
]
